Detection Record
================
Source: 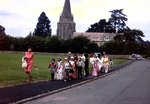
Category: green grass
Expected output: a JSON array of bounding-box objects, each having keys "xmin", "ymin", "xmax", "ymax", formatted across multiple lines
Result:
[{"xmin": 0, "ymin": 53, "xmax": 131, "ymax": 87}]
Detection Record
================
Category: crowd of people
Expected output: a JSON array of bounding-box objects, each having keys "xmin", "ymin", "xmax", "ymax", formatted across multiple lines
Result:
[{"xmin": 22, "ymin": 46, "xmax": 113, "ymax": 82}]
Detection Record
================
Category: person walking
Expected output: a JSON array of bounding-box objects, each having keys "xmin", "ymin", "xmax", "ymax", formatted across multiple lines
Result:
[
  {"xmin": 48, "ymin": 59, "xmax": 57, "ymax": 81},
  {"xmin": 25, "ymin": 46, "xmax": 36, "ymax": 82}
]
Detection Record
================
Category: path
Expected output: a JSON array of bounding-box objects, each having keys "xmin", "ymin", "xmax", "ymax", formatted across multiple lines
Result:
[{"xmin": 25, "ymin": 59, "xmax": 150, "ymax": 104}]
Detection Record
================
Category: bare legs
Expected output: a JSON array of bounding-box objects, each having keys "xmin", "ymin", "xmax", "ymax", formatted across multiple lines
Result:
[{"xmin": 26, "ymin": 72, "xmax": 32, "ymax": 82}]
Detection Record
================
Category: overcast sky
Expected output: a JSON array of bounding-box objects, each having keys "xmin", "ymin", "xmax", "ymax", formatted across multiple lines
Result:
[{"xmin": 0, "ymin": 0, "xmax": 150, "ymax": 41}]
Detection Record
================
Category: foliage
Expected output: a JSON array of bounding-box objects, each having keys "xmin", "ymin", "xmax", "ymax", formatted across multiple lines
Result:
[
  {"xmin": 86, "ymin": 19, "xmax": 115, "ymax": 33},
  {"xmin": 109, "ymin": 9, "xmax": 128, "ymax": 33},
  {"xmin": 0, "ymin": 25, "xmax": 5, "ymax": 34},
  {"xmin": 33, "ymin": 12, "xmax": 51, "ymax": 38}
]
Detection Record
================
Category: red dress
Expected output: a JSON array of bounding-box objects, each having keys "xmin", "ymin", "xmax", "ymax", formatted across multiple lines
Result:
[{"xmin": 25, "ymin": 52, "xmax": 33, "ymax": 72}]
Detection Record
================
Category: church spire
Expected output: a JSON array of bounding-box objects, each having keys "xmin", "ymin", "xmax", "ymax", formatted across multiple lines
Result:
[{"xmin": 62, "ymin": 0, "xmax": 72, "ymax": 18}]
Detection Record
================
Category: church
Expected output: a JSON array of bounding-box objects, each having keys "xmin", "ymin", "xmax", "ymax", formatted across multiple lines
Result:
[{"xmin": 57, "ymin": 0, "xmax": 116, "ymax": 46}]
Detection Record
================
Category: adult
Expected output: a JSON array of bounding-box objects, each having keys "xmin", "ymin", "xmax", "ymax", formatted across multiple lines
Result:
[
  {"xmin": 103, "ymin": 51, "xmax": 106, "ymax": 57},
  {"xmin": 67, "ymin": 52, "xmax": 72, "ymax": 61},
  {"xmin": 25, "ymin": 46, "xmax": 36, "ymax": 82}
]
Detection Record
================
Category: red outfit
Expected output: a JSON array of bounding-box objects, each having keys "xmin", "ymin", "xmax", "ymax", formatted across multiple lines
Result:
[{"xmin": 25, "ymin": 52, "xmax": 33, "ymax": 72}]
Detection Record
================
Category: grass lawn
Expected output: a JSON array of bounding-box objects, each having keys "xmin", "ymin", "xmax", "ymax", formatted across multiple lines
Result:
[{"xmin": 0, "ymin": 53, "xmax": 131, "ymax": 87}]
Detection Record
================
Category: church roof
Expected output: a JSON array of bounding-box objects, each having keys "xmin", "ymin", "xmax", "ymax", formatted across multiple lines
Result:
[{"xmin": 73, "ymin": 32, "xmax": 116, "ymax": 42}]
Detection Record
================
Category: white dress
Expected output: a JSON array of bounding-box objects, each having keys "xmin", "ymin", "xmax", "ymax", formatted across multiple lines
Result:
[{"xmin": 55, "ymin": 61, "xmax": 64, "ymax": 80}]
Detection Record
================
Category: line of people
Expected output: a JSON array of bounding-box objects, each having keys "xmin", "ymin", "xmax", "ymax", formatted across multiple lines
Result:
[
  {"xmin": 48, "ymin": 52, "xmax": 89, "ymax": 82},
  {"xmin": 22, "ymin": 46, "xmax": 113, "ymax": 82}
]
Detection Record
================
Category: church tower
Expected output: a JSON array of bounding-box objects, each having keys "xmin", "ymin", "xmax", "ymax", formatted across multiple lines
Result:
[{"xmin": 57, "ymin": 0, "xmax": 76, "ymax": 40}]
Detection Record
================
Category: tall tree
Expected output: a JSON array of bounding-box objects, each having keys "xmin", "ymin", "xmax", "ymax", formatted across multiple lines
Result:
[
  {"xmin": 109, "ymin": 9, "xmax": 128, "ymax": 33},
  {"xmin": 33, "ymin": 12, "xmax": 51, "ymax": 38},
  {"xmin": 0, "ymin": 25, "xmax": 5, "ymax": 34}
]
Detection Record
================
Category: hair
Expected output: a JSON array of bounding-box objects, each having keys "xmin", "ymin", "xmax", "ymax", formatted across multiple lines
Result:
[
  {"xmin": 27, "ymin": 46, "xmax": 32, "ymax": 50},
  {"xmin": 110, "ymin": 59, "xmax": 112, "ymax": 61}
]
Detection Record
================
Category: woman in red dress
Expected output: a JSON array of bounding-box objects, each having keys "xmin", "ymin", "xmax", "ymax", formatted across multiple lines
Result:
[{"xmin": 25, "ymin": 46, "xmax": 36, "ymax": 82}]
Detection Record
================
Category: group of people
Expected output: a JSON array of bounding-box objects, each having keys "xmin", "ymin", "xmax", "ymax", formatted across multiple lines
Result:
[
  {"xmin": 48, "ymin": 52, "xmax": 89, "ymax": 82},
  {"xmin": 23, "ymin": 46, "xmax": 113, "ymax": 82},
  {"xmin": 90, "ymin": 52, "xmax": 113, "ymax": 77}
]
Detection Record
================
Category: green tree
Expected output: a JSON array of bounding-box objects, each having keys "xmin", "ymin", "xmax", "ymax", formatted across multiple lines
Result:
[
  {"xmin": 71, "ymin": 35, "xmax": 90, "ymax": 53},
  {"xmin": 33, "ymin": 12, "xmax": 51, "ymax": 38},
  {"xmin": 109, "ymin": 9, "xmax": 128, "ymax": 33},
  {"xmin": 0, "ymin": 25, "xmax": 5, "ymax": 34},
  {"xmin": 86, "ymin": 19, "xmax": 115, "ymax": 33}
]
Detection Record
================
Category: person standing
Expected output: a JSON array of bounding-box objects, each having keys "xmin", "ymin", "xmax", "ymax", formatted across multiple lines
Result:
[
  {"xmin": 25, "ymin": 46, "xmax": 36, "ymax": 82},
  {"xmin": 91, "ymin": 54, "xmax": 99, "ymax": 76},
  {"xmin": 109, "ymin": 59, "xmax": 113, "ymax": 70},
  {"xmin": 77, "ymin": 57, "xmax": 85, "ymax": 79},
  {"xmin": 48, "ymin": 59, "xmax": 57, "ymax": 81},
  {"xmin": 81, "ymin": 54, "xmax": 86, "ymax": 75},
  {"xmin": 103, "ymin": 51, "xmax": 106, "ymax": 57},
  {"xmin": 67, "ymin": 52, "xmax": 72, "ymax": 61},
  {"xmin": 55, "ymin": 57, "xmax": 64, "ymax": 80},
  {"xmin": 74, "ymin": 54, "xmax": 78, "ymax": 75},
  {"xmin": 104, "ymin": 55, "xmax": 109, "ymax": 73},
  {"xmin": 84, "ymin": 53, "xmax": 89, "ymax": 77}
]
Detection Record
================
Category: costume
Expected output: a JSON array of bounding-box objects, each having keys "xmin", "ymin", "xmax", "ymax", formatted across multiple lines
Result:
[
  {"xmin": 90, "ymin": 57, "xmax": 99, "ymax": 76},
  {"xmin": 48, "ymin": 63, "xmax": 57, "ymax": 80},
  {"xmin": 55, "ymin": 61, "xmax": 64, "ymax": 80},
  {"xmin": 64, "ymin": 61, "xmax": 71, "ymax": 81},
  {"xmin": 25, "ymin": 52, "xmax": 33, "ymax": 72},
  {"xmin": 69, "ymin": 60, "xmax": 77, "ymax": 79},
  {"xmin": 104, "ymin": 58, "xmax": 109, "ymax": 73}
]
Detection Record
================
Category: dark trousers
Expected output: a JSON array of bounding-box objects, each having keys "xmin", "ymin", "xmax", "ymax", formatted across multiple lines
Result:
[
  {"xmin": 78, "ymin": 67, "xmax": 82, "ymax": 79},
  {"xmin": 51, "ymin": 73, "xmax": 54, "ymax": 80},
  {"xmin": 85, "ymin": 67, "xmax": 89, "ymax": 77}
]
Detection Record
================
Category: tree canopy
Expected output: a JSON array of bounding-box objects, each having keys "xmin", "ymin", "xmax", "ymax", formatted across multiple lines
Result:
[
  {"xmin": 0, "ymin": 25, "xmax": 5, "ymax": 34},
  {"xmin": 33, "ymin": 12, "xmax": 51, "ymax": 38},
  {"xmin": 109, "ymin": 9, "xmax": 128, "ymax": 33}
]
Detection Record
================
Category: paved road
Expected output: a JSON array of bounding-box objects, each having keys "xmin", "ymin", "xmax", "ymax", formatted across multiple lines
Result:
[{"xmin": 25, "ymin": 59, "xmax": 150, "ymax": 104}]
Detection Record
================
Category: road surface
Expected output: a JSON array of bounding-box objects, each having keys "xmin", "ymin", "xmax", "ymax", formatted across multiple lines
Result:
[{"xmin": 25, "ymin": 59, "xmax": 150, "ymax": 104}]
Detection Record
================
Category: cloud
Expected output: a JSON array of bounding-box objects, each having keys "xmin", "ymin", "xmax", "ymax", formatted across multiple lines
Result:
[{"xmin": 0, "ymin": 0, "xmax": 150, "ymax": 41}]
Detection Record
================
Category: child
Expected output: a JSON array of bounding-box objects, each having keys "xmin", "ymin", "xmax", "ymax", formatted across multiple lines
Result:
[
  {"xmin": 84, "ymin": 53, "xmax": 89, "ymax": 77},
  {"xmin": 81, "ymin": 54, "xmax": 86, "ymax": 75},
  {"xmin": 55, "ymin": 57, "xmax": 64, "ymax": 80},
  {"xmin": 48, "ymin": 59, "xmax": 56, "ymax": 81},
  {"xmin": 77, "ymin": 57, "xmax": 85, "ymax": 79},
  {"xmin": 109, "ymin": 59, "xmax": 113, "ymax": 70}
]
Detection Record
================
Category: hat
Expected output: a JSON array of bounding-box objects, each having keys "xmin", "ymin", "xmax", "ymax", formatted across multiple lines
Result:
[
  {"xmin": 57, "ymin": 57, "xmax": 61, "ymax": 60},
  {"xmin": 71, "ymin": 56, "xmax": 74, "ymax": 59},
  {"xmin": 65, "ymin": 57, "xmax": 68, "ymax": 60},
  {"xmin": 51, "ymin": 58, "xmax": 55, "ymax": 62},
  {"xmin": 68, "ymin": 52, "xmax": 71, "ymax": 54},
  {"xmin": 94, "ymin": 54, "xmax": 98, "ymax": 57}
]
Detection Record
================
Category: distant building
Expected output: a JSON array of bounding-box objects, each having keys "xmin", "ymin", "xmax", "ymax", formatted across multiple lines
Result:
[
  {"xmin": 73, "ymin": 32, "xmax": 116, "ymax": 46},
  {"xmin": 57, "ymin": 0, "xmax": 76, "ymax": 40}
]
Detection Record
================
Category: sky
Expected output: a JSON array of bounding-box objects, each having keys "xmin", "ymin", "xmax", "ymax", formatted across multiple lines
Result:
[{"xmin": 0, "ymin": 0, "xmax": 150, "ymax": 41}]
